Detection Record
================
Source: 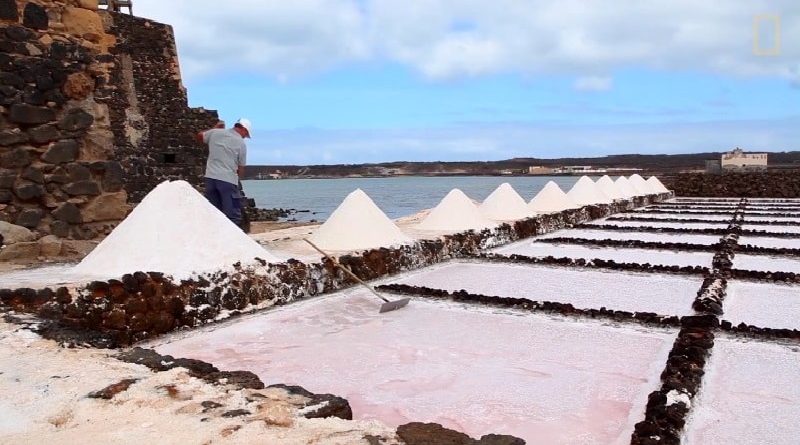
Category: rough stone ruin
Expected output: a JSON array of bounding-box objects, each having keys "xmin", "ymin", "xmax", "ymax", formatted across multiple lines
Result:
[{"xmin": 0, "ymin": 0, "xmax": 218, "ymax": 255}]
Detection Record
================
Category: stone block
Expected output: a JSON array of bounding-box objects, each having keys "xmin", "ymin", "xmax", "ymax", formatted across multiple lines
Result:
[
  {"xmin": 0, "ymin": 72, "xmax": 24, "ymax": 89},
  {"xmin": 22, "ymin": 3, "xmax": 48, "ymax": 30},
  {"xmin": 81, "ymin": 191, "xmax": 129, "ymax": 222},
  {"xmin": 38, "ymin": 234, "xmax": 62, "ymax": 257},
  {"xmin": 13, "ymin": 182, "xmax": 44, "ymax": 200},
  {"xmin": 63, "ymin": 180, "xmax": 101, "ymax": 196},
  {"xmin": 5, "ymin": 25, "xmax": 34, "ymax": 41},
  {"xmin": 21, "ymin": 166, "xmax": 44, "ymax": 184},
  {"xmin": 42, "ymin": 140, "xmax": 79, "ymax": 164},
  {"xmin": 58, "ymin": 109, "xmax": 94, "ymax": 132},
  {"xmin": 102, "ymin": 161, "xmax": 124, "ymax": 192},
  {"xmin": 46, "ymin": 166, "xmax": 70, "ymax": 184},
  {"xmin": 61, "ymin": 7, "xmax": 103, "ymax": 37},
  {"xmin": 66, "ymin": 163, "xmax": 91, "ymax": 181},
  {"xmin": 0, "ymin": 190, "xmax": 11, "ymax": 203},
  {"xmin": 0, "ymin": 0, "xmax": 18, "ymax": 21},
  {"xmin": 0, "ymin": 128, "xmax": 29, "ymax": 146},
  {"xmin": 27, "ymin": 124, "xmax": 61, "ymax": 144},
  {"xmin": 77, "ymin": 0, "xmax": 99, "ymax": 10},
  {"xmin": 15, "ymin": 207, "xmax": 43, "ymax": 228},
  {"xmin": 52, "ymin": 202, "xmax": 82, "ymax": 223},
  {"xmin": 0, "ymin": 146, "xmax": 32, "ymax": 168},
  {"xmin": 0, "ymin": 220, "xmax": 35, "ymax": 243},
  {"xmin": 63, "ymin": 72, "xmax": 94, "ymax": 100},
  {"xmin": 0, "ymin": 241, "xmax": 40, "ymax": 260},
  {"xmin": 0, "ymin": 169, "xmax": 15, "ymax": 189},
  {"xmin": 9, "ymin": 104, "xmax": 56, "ymax": 125},
  {"xmin": 50, "ymin": 220, "xmax": 70, "ymax": 237},
  {"xmin": 79, "ymin": 128, "xmax": 113, "ymax": 160}
]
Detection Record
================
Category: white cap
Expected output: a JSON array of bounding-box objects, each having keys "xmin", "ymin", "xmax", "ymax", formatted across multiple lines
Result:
[{"xmin": 235, "ymin": 118, "xmax": 252, "ymax": 138}]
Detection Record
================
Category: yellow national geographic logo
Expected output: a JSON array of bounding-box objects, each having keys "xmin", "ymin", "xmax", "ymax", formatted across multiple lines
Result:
[{"xmin": 753, "ymin": 14, "xmax": 781, "ymax": 56}]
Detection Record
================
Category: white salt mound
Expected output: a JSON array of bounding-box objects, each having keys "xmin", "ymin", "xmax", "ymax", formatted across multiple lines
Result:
[
  {"xmin": 567, "ymin": 176, "xmax": 613, "ymax": 206},
  {"xmin": 647, "ymin": 176, "xmax": 670, "ymax": 193},
  {"xmin": 595, "ymin": 175, "xmax": 624, "ymax": 200},
  {"xmin": 72, "ymin": 180, "xmax": 277, "ymax": 280},
  {"xmin": 479, "ymin": 183, "xmax": 532, "ymax": 221},
  {"xmin": 528, "ymin": 181, "xmax": 579, "ymax": 213},
  {"xmin": 417, "ymin": 188, "xmax": 495, "ymax": 232},
  {"xmin": 615, "ymin": 176, "xmax": 639, "ymax": 198},
  {"xmin": 308, "ymin": 189, "xmax": 411, "ymax": 251},
  {"xmin": 629, "ymin": 174, "xmax": 654, "ymax": 195}
]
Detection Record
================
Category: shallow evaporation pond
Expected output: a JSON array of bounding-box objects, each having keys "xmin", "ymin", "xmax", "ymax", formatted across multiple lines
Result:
[
  {"xmin": 613, "ymin": 213, "xmax": 733, "ymax": 222},
  {"xmin": 738, "ymin": 236, "xmax": 800, "ymax": 250},
  {"xmin": 743, "ymin": 224, "xmax": 800, "ymax": 235},
  {"xmin": 585, "ymin": 220, "xmax": 728, "ymax": 230},
  {"xmin": 722, "ymin": 281, "xmax": 800, "ymax": 330},
  {"xmin": 490, "ymin": 241, "xmax": 713, "ymax": 268},
  {"xmin": 745, "ymin": 216, "xmax": 800, "ymax": 222},
  {"xmin": 155, "ymin": 291, "xmax": 675, "ymax": 444},
  {"xmin": 537, "ymin": 229, "xmax": 723, "ymax": 246},
  {"xmin": 683, "ymin": 336, "xmax": 800, "ymax": 445},
  {"xmin": 392, "ymin": 261, "xmax": 700, "ymax": 316},
  {"xmin": 733, "ymin": 254, "xmax": 800, "ymax": 274}
]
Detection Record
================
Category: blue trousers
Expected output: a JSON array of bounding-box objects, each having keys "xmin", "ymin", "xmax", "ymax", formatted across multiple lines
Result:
[{"xmin": 204, "ymin": 177, "xmax": 241, "ymax": 224}]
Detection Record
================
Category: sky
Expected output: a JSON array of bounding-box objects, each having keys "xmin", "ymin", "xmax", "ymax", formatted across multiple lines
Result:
[{"xmin": 133, "ymin": 0, "xmax": 800, "ymax": 165}]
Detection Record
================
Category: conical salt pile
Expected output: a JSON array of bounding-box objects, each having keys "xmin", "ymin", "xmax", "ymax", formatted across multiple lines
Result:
[
  {"xmin": 615, "ymin": 176, "xmax": 639, "ymax": 198},
  {"xmin": 567, "ymin": 176, "xmax": 613, "ymax": 206},
  {"xmin": 647, "ymin": 176, "xmax": 670, "ymax": 193},
  {"xmin": 595, "ymin": 175, "xmax": 624, "ymax": 200},
  {"xmin": 479, "ymin": 183, "xmax": 532, "ymax": 221},
  {"xmin": 72, "ymin": 180, "xmax": 278, "ymax": 280},
  {"xmin": 528, "ymin": 181, "xmax": 579, "ymax": 213},
  {"xmin": 629, "ymin": 174, "xmax": 654, "ymax": 195},
  {"xmin": 308, "ymin": 189, "xmax": 411, "ymax": 251},
  {"xmin": 418, "ymin": 189, "xmax": 495, "ymax": 232}
]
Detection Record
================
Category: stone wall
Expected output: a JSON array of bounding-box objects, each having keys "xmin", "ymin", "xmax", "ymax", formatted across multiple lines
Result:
[
  {"xmin": 0, "ymin": 193, "xmax": 670, "ymax": 347},
  {"xmin": 0, "ymin": 0, "xmax": 217, "ymax": 253},
  {"xmin": 663, "ymin": 171, "xmax": 800, "ymax": 198}
]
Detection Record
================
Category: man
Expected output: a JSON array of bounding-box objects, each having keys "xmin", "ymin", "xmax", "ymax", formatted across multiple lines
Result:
[{"xmin": 196, "ymin": 118, "xmax": 251, "ymax": 226}]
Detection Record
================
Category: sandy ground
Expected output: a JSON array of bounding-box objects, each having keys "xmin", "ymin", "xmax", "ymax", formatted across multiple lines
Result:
[{"xmin": 0, "ymin": 318, "xmax": 399, "ymax": 445}]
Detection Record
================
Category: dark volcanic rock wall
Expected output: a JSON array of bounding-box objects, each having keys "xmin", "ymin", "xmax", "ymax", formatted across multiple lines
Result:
[
  {"xmin": 0, "ymin": 0, "xmax": 217, "ymax": 244},
  {"xmin": 102, "ymin": 12, "xmax": 218, "ymax": 203},
  {"xmin": 663, "ymin": 171, "xmax": 800, "ymax": 198}
]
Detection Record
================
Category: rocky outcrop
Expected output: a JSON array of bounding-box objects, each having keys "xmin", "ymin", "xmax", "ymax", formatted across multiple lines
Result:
[{"xmin": 396, "ymin": 423, "xmax": 525, "ymax": 445}]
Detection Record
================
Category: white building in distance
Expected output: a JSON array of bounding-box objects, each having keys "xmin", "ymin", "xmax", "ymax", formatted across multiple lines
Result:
[{"xmin": 721, "ymin": 148, "xmax": 768, "ymax": 171}]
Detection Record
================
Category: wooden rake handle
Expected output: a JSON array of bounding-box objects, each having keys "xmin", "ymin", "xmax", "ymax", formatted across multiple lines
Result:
[{"xmin": 304, "ymin": 239, "xmax": 389, "ymax": 303}]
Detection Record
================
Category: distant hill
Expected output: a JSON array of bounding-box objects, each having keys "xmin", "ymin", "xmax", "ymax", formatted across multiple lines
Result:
[{"xmin": 244, "ymin": 151, "xmax": 800, "ymax": 179}]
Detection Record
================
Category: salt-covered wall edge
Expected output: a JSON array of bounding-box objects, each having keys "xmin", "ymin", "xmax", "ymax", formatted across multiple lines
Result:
[{"xmin": 0, "ymin": 193, "xmax": 670, "ymax": 347}]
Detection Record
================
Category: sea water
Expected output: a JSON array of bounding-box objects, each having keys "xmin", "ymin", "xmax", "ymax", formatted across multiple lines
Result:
[{"xmin": 242, "ymin": 176, "xmax": 584, "ymax": 221}]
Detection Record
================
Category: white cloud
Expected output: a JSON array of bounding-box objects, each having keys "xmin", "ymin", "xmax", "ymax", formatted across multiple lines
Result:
[
  {"xmin": 574, "ymin": 76, "xmax": 613, "ymax": 92},
  {"xmin": 133, "ymin": 0, "xmax": 800, "ymax": 83}
]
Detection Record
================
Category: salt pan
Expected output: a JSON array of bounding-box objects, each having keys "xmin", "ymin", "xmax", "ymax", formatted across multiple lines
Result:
[
  {"xmin": 417, "ymin": 189, "xmax": 495, "ymax": 232},
  {"xmin": 528, "ymin": 181, "xmax": 579, "ymax": 213},
  {"xmin": 596, "ymin": 175, "xmax": 624, "ymax": 200},
  {"xmin": 567, "ymin": 176, "xmax": 613, "ymax": 206},
  {"xmin": 479, "ymin": 183, "xmax": 532, "ymax": 221},
  {"xmin": 628, "ymin": 174, "xmax": 654, "ymax": 195},
  {"xmin": 308, "ymin": 189, "xmax": 411, "ymax": 251},
  {"xmin": 615, "ymin": 176, "xmax": 639, "ymax": 198},
  {"xmin": 72, "ymin": 180, "xmax": 277, "ymax": 280},
  {"xmin": 646, "ymin": 176, "xmax": 670, "ymax": 193}
]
